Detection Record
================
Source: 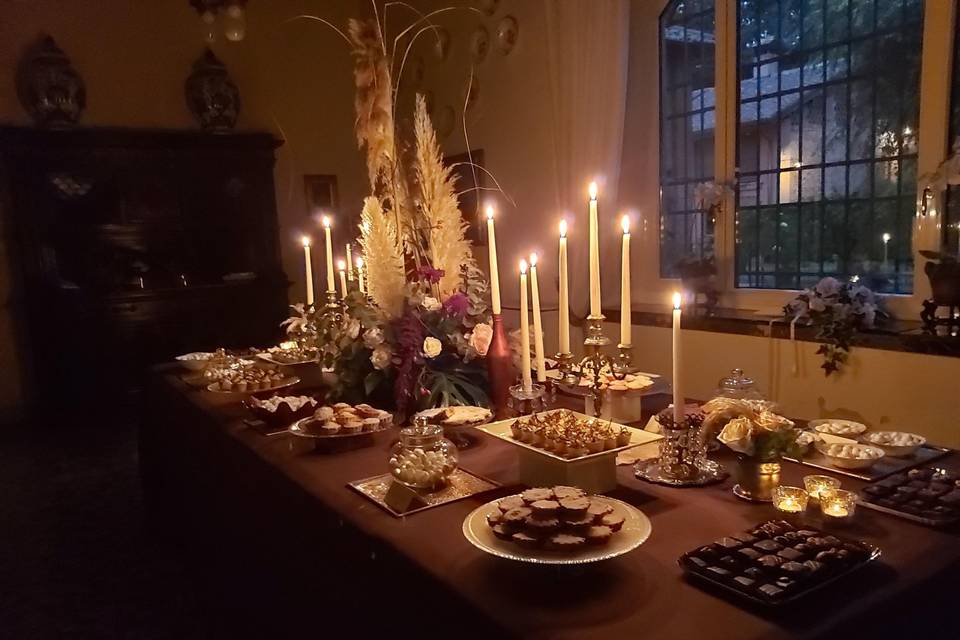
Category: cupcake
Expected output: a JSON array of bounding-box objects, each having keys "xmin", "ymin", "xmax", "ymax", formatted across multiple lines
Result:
[
  {"xmin": 559, "ymin": 497, "xmax": 590, "ymax": 519},
  {"xmin": 314, "ymin": 406, "xmax": 335, "ymax": 421},
  {"xmin": 497, "ymin": 495, "xmax": 525, "ymax": 513},
  {"xmin": 341, "ymin": 421, "xmax": 362, "ymax": 435},
  {"xmin": 616, "ymin": 428, "xmax": 632, "ymax": 447},
  {"xmin": 521, "ymin": 488, "xmax": 554, "ymax": 504},
  {"xmin": 587, "ymin": 501, "xmax": 613, "ymax": 520},
  {"xmin": 553, "ymin": 486, "xmax": 586, "ymax": 500},
  {"xmin": 511, "ymin": 532, "xmax": 542, "ymax": 548},
  {"xmin": 362, "ymin": 418, "xmax": 381, "ymax": 432},
  {"xmin": 377, "ymin": 411, "xmax": 393, "ymax": 427},
  {"xmin": 509, "ymin": 420, "xmax": 523, "ymax": 439},
  {"xmin": 320, "ymin": 423, "xmax": 341, "ymax": 436}
]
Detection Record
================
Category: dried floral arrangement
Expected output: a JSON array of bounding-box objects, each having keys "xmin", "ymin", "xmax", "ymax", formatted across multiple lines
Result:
[{"xmin": 286, "ymin": 3, "xmax": 500, "ymax": 415}]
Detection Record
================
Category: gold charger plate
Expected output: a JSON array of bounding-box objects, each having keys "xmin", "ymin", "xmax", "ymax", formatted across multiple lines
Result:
[
  {"xmin": 462, "ymin": 495, "xmax": 652, "ymax": 565},
  {"xmin": 474, "ymin": 409, "xmax": 662, "ymax": 464}
]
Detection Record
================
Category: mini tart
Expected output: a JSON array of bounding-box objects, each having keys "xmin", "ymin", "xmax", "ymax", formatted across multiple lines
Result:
[
  {"xmin": 491, "ymin": 524, "xmax": 513, "ymax": 541},
  {"xmin": 511, "ymin": 532, "xmax": 542, "ymax": 548},
  {"xmin": 524, "ymin": 516, "xmax": 560, "ymax": 532},
  {"xmin": 561, "ymin": 513, "xmax": 596, "ymax": 532},
  {"xmin": 340, "ymin": 422, "xmax": 362, "ymax": 435},
  {"xmin": 587, "ymin": 501, "xmax": 614, "ymax": 520},
  {"xmin": 545, "ymin": 533, "xmax": 587, "ymax": 551},
  {"xmin": 553, "ymin": 486, "xmax": 586, "ymax": 500},
  {"xmin": 509, "ymin": 420, "xmax": 523, "ymax": 438},
  {"xmin": 320, "ymin": 423, "xmax": 341, "ymax": 436},
  {"xmin": 377, "ymin": 411, "xmax": 393, "ymax": 426},
  {"xmin": 497, "ymin": 495, "xmax": 526, "ymax": 513},
  {"xmin": 502, "ymin": 507, "xmax": 533, "ymax": 525},
  {"xmin": 314, "ymin": 406, "xmax": 335, "ymax": 421},
  {"xmin": 486, "ymin": 511, "xmax": 503, "ymax": 527},
  {"xmin": 616, "ymin": 429, "xmax": 632, "ymax": 447},
  {"xmin": 586, "ymin": 440, "xmax": 606, "ymax": 454},
  {"xmin": 362, "ymin": 418, "xmax": 381, "ymax": 432},
  {"xmin": 530, "ymin": 499, "xmax": 561, "ymax": 517},
  {"xmin": 521, "ymin": 488, "xmax": 554, "ymax": 504},
  {"xmin": 600, "ymin": 512, "xmax": 626, "ymax": 532},
  {"xmin": 585, "ymin": 525, "xmax": 613, "ymax": 546},
  {"xmin": 332, "ymin": 402, "xmax": 351, "ymax": 410},
  {"xmin": 559, "ymin": 497, "xmax": 590, "ymax": 518}
]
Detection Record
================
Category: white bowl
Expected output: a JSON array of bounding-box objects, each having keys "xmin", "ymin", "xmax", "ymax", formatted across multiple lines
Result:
[
  {"xmin": 860, "ymin": 431, "xmax": 926, "ymax": 457},
  {"xmin": 176, "ymin": 351, "xmax": 215, "ymax": 371},
  {"xmin": 809, "ymin": 419, "xmax": 868, "ymax": 437},
  {"xmin": 815, "ymin": 441, "xmax": 885, "ymax": 470}
]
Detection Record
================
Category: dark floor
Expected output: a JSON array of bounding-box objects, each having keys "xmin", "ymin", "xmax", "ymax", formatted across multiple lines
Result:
[{"xmin": 0, "ymin": 413, "xmax": 207, "ymax": 639}]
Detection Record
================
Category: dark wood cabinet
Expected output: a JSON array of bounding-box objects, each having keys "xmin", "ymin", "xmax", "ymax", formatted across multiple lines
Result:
[{"xmin": 0, "ymin": 127, "xmax": 290, "ymax": 415}]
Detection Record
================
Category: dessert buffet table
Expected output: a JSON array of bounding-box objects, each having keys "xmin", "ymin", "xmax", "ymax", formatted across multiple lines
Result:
[{"xmin": 140, "ymin": 365, "xmax": 960, "ymax": 639}]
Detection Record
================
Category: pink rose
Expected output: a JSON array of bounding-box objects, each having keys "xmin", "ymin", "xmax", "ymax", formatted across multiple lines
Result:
[{"xmin": 470, "ymin": 323, "xmax": 493, "ymax": 356}]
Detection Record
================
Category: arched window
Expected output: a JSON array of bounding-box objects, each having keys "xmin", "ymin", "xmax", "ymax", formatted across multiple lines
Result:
[
  {"xmin": 734, "ymin": 0, "xmax": 923, "ymax": 293},
  {"xmin": 659, "ymin": 0, "xmax": 717, "ymax": 277}
]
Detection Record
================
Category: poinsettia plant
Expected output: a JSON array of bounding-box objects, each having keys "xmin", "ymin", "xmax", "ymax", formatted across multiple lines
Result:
[{"xmin": 784, "ymin": 277, "xmax": 887, "ymax": 376}]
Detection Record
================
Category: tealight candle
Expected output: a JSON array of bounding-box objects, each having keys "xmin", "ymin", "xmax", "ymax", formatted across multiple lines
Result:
[
  {"xmin": 773, "ymin": 486, "xmax": 809, "ymax": 514},
  {"xmin": 820, "ymin": 489, "xmax": 857, "ymax": 521},
  {"xmin": 803, "ymin": 475, "xmax": 840, "ymax": 501}
]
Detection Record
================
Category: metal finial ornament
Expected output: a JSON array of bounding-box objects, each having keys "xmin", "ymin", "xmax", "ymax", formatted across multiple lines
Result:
[{"xmin": 322, "ymin": 289, "xmax": 344, "ymax": 323}]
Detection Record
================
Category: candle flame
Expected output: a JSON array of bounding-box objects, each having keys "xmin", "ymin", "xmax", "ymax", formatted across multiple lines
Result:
[
  {"xmin": 301, "ymin": 236, "xmax": 311, "ymax": 247},
  {"xmin": 355, "ymin": 256, "xmax": 363, "ymax": 268},
  {"xmin": 519, "ymin": 259, "xmax": 528, "ymax": 274},
  {"xmin": 672, "ymin": 292, "xmax": 682, "ymax": 310},
  {"xmin": 588, "ymin": 181, "xmax": 598, "ymax": 201},
  {"xmin": 322, "ymin": 216, "xmax": 331, "ymax": 228},
  {"xmin": 621, "ymin": 215, "xmax": 630, "ymax": 234},
  {"xmin": 559, "ymin": 219, "xmax": 567, "ymax": 238},
  {"xmin": 486, "ymin": 205, "xmax": 495, "ymax": 221},
  {"xmin": 529, "ymin": 252, "xmax": 538, "ymax": 267},
  {"xmin": 882, "ymin": 232, "xmax": 891, "ymax": 242},
  {"xmin": 337, "ymin": 259, "xmax": 346, "ymax": 271}
]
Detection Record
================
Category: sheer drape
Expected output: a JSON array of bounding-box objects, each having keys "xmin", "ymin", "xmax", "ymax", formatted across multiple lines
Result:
[{"xmin": 544, "ymin": 0, "xmax": 631, "ymax": 319}]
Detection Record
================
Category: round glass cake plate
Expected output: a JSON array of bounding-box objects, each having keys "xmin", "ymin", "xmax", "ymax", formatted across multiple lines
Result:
[
  {"xmin": 462, "ymin": 496, "xmax": 651, "ymax": 565},
  {"xmin": 634, "ymin": 459, "xmax": 728, "ymax": 487},
  {"xmin": 415, "ymin": 407, "xmax": 493, "ymax": 449},
  {"xmin": 206, "ymin": 376, "xmax": 301, "ymax": 395},
  {"xmin": 288, "ymin": 416, "xmax": 390, "ymax": 439}
]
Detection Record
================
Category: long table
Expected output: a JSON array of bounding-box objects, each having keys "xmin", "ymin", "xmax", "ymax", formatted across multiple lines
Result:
[{"xmin": 140, "ymin": 365, "xmax": 960, "ymax": 639}]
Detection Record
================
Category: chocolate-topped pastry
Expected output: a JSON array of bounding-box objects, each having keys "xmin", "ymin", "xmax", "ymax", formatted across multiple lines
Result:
[
  {"xmin": 486, "ymin": 511, "xmax": 502, "ymax": 527},
  {"xmin": 525, "ymin": 516, "xmax": 560, "ymax": 533},
  {"xmin": 564, "ymin": 513, "xmax": 596, "ymax": 531},
  {"xmin": 754, "ymin": 539, "xmax": 782, "ymax": 552},
  {"xmin": 780, "ymin": 561, "xmax": 808, "ymax": 575},
  {"xmin": 585, "ymin": 525, "xmax": 613, "ymax": 546},
  {"xmin": 545, "ymin": 533, "xmax": 586, "ymax": 551},
  {"xmin": 521, "ymin": 488, "xmax": 554, "ymax": 504},
  {"xmin": 530, "ymin": 499, "xmax": 560, "ymax": 516},
  {"xmin": 587, "ymin": 501, "xmax": 614, "ymax": 519},
  {"xmin": 758, "ymin": 584, "xmax": 784, "ymax": 599},
  {"xmin": 733, "ymin": 576, "xmax": 755, "ymax": 590},
  {"xmin": 553, "ymin": 485, "xmax": 586, "ymax": 500},
  {"xmin": 498, "ymin": 495, "xmax": 525, "ymax": 513},
  {"xmin": 502, "ymin": 507, "xmax": 533, "ymax": 526},
  {"xmin": 601, "ymin": 512, "xmax": 626, "ymax": 532},
  {"xmin": 732, "ymin": 533, "xmax": 758, "ymax": 545},
  {"xmin": 491, "ymin": 524, "xmax": 513, "ymax": 540},
  {"xmin": 559, "ymin": 497, "xmax": 590, "ymax": 518}
]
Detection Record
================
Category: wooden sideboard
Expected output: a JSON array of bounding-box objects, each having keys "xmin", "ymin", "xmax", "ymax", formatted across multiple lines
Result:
[{"xmin": 0, "ymin": 126, "xmax": 289, "ymax": 416}]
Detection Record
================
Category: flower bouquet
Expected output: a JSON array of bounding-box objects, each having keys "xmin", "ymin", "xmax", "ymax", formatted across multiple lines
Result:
[{"xmin": 784, "ymin": 277, "xmax": 887, "ymax": 375}]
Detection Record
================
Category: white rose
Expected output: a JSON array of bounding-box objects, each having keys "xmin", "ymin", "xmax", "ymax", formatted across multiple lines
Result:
[
  {"xmin": 717, "ymin": 417, "xmax": 756, "ymax": 456},
  {"xmin": 363, "ymin": 328, "xmax": 385, "ymax": 348},
  {"xmin": 370, "ymin": 344, "xmax": 392, "ymax": 370},
  {"xmin": 422, "ymin": 336, "xmax": 442, "ymax": 359},
  {"xmin": 469, "ymin": 323, "xmax": 493, "ymax": 356},
  {"xmin": 422, "ymin": 296, "xmax": 442, "ymax": 312},
  {"xmin": 344, "ymin": 318, "xmax": 361, "ymax": 340}
]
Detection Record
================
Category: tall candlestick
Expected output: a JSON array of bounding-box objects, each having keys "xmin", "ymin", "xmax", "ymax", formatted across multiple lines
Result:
[
  {"xmin": 302, "ymin": 236, "xmax": 315, "ymax": 306},
  {"xmin": 346, "ymin": 244, "xmax": 354, "ymax": 281},
  {"xmin": 620, "ymin": 215, "xmax": 632, "ymax": 346},
  {"xmin": 338, "ymin": 260, "xmax": 348, "ymax": 298},
  {"xmin": 588, "ymin": 182, "xmax": 601, "ymax": 317},
  {"xmin": 519, "ymin": 260, "xmax": 532, "ymax": 393},
  {"xmin": 529, "ymin": 253, "xmax": 546, "ymax": 383},
  {"xmin": 487, "ymin": 206, "xmax": 502, "ymax": 314},
  {"xmin": 558, "ymin": 220, "xmax": 570, "ymax": 354},
  {"xmin": 672, "ymin": 292, "xmax": 683, "ymax": 423},
  {"xmin": 356, "ymin": 257, "xmax": 366, "ymax": 294},
  {"xmin": 322, "ymin": 216, "xmax": 335, "ymax": 293}
]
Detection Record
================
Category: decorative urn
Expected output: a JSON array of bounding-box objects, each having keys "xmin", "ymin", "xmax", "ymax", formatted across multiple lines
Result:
[
  {"xmin": 185, "ymin": 49, "xmax": 240, "ymax": 132},
  {"xmin": 16, "ymin": 36, "xmax": 86, "ymax": 128}
]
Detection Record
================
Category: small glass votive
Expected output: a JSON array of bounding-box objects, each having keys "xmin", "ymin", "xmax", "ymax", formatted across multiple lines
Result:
[
  {"xmin": 803, "ymin": 475, "xmax": 841, "ymax": 501},
  {"xmin": 820, "ymin": 489, "xmax": 857, "ymax": 521},
  {"xmin": 773, "ymin": 485, "xmax": 809, "ymax": 514}
]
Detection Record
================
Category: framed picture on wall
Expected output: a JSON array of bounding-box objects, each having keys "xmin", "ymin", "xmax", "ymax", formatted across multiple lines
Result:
[
  {"xmin": 444, "ymin": 149, "xmax": 486, "ymax": 245},
  {"xmin": 303, "ymin": 174, "xmax": 339, "ymax": 218}
]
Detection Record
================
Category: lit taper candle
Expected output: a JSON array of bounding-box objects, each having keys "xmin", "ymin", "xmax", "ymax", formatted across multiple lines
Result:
[
  {"xmin": 529, "ymin": 253, "xmax": 546, "ymax": 383},
  {"xmin": 588, "ymin": 182, "xmax": 601, "ymax": 317},
  {"xmin": 672, "ymin": 292, "xmax": 683, "ymax": 423},
  {"xmin": 356, "ymin": 257, "xmax": 366, "ymax": 294},
  {"xmin": 558, "ymin": 219, "xmax": 570, "ymax": 354},
  {"xmin": 620, "ymin": 215, "xmax": 632, "ymax": 346},
  {"xmin": 302, "ymin": 236, "xmax": 315, "ymax": 306},
  {"xmin": 337, "ymin": 260, "xmax": 348, "ymax": 298},
  {"xmin": 519, "ymin": 259, "xmax": 532, "ymax": 393},
  {"xmin": 322, "ymin": 216, "xmax": 335, "ymax": 293},
  {"xmin": 487, "ymin": 206, "xmax": 502, "ymax": 314},
  {"xmin": 346, "ymin": 244, "xmax": 354, "ymax": 281}
]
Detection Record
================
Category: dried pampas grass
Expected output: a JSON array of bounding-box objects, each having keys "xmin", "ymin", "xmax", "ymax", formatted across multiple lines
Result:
[{"xmin": 359, "ymin": 196, "xmax": 407, "ymax": 318}]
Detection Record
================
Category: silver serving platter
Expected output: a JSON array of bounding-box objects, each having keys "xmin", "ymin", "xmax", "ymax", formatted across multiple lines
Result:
[
  {"xmin": 289, "ymin": 415, "xmax": 391, "ymax": 439},
  {"xmin": 462, "ymin": 494, "xmax": 652, "ymax": 565},
  {"xmin": 553, "ymin": 371, "xmax": 667, "ymax": 398}
]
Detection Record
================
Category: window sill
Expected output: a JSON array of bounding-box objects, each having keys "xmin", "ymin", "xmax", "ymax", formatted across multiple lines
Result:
[{"xmin": 601, "ymin": 304, "xmax": 960, "ymax": 359}]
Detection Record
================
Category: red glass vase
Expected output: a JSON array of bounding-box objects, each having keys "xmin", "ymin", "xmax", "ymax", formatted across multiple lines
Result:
[{"xmin": 486, "ymin": 314, "xmax": 515, "ymax": 419}]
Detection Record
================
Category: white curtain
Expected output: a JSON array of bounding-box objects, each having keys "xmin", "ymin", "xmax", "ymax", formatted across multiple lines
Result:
[{"xmin": 544, "ymin": 0, "xmax": 631, "ymax": 318}]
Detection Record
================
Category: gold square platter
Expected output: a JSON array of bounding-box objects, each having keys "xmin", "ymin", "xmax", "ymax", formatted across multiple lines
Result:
[
  {"xmin": 348, "ymin": 469, "xmax": 500, "ymax": 517},
  {"xmin": 474, "ymin": 409, "xmax": 662, "ymax": 464}
]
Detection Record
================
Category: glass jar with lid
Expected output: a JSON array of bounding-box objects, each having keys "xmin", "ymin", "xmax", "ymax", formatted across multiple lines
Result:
[
  {"xmin": 389, "ymin": 416, "xmax": 459, "ymax": 491},
  {"xmin": 714, "ymin": 368, "xmax": 765, "ymax": 401}
]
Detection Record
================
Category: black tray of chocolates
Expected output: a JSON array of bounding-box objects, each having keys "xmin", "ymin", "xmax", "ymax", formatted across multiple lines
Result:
[
  {"xmin": 859, "ymin": 467, "xmax": 960, "ymax": 527},
  {"xmin": 679, "ymin": 519, "xmax": 880, "ymax": 607}
]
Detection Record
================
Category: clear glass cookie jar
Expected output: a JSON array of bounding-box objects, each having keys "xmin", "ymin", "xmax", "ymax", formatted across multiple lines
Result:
[{"xmin": 389, "ymin": 416, "xmax": 459, "ymax": 491}]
